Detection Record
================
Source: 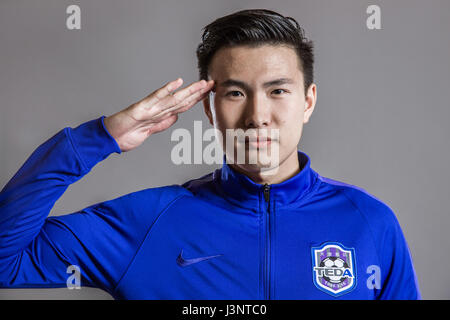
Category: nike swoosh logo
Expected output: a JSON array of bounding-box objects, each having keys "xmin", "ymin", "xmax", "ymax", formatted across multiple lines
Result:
[{"xmin": 176, "ymin": 249, "xmax": 223, "ymax": 267}]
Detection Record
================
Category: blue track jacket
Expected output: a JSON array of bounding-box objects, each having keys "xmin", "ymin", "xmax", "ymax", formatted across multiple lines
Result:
[{"xmin": 0, "ymin": 116, "xmax": 420, "ymax": 299}]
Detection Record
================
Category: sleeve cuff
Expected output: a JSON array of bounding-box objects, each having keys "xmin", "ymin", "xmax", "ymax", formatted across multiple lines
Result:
[{"xmin": 68, "ymin": 116, "xmax": 122, "ymax": 171}]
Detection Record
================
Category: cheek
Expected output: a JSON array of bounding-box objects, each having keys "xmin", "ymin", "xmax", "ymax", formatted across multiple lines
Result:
[
  {"xmin": 276, "ymin": 105, "xmax": 305, "ymax": 143},
  {"xmin": 213, "ymin": 100, "xmax": 242, "ymax": 128},
  {"xmin": 213, "ymin": 107, "xmax": 232, "ymax": 129},
  {"xmin": 275, "ymin": 101, "xmax": 305, "ymax": 126}
]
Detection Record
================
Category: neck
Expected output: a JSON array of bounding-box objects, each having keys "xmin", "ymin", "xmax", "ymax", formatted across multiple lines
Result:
[{"xmin": 228, "ymin": 149, "xmax": 301, "ymax": 185}]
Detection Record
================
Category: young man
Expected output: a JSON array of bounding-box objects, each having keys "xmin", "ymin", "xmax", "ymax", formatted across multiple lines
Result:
[{"xmin": 0, "ymin": 9, "xmax": 419, "ymax": 299}]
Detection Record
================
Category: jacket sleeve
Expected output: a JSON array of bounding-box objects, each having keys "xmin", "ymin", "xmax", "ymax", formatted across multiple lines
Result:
[
  {"xmin": 342, "ymin": 188, "xmax": 420, "ymax": 300},
  {"xmin": 0, "ymin": 116, "xmax": 181, "ymax": 295},
  {"xmin": 376, "ymin": 211, "xmax": 421, "ymax": 300}
]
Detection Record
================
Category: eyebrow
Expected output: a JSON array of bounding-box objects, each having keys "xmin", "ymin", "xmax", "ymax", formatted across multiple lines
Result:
[{"xmin": 218, "ymin": 78, "xmax": 295, "ymax": 90}]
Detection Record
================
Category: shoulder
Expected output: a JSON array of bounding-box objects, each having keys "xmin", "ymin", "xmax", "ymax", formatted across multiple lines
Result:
[
  {"xmin": 103, "ymin": 169, "xmax": 218, "ymax": 212},
  {"xmin": 181, "ymin": 171, "xmax": 216, "ymax": 195},
  {"xmin": 316, "ymin": 175, "xmax": 400, "ymax": 230},
  {"xmin": 121, "ymin": 183, "xmax": 194, "ymax": 211},
  {"xmin": 82, "ymin": 184, "xmax": 193, "ymax": 224}
]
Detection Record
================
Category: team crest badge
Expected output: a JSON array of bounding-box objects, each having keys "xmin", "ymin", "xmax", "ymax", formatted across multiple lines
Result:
[{"xmin": 311, "ymin": 242, "xmax": 357, "ymax": 297}]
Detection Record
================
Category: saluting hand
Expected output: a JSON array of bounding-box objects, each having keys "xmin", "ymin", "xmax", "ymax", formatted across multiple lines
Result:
[{"xmin": 104, "ymin": 78, "xmax": 214, "ymax": 152}]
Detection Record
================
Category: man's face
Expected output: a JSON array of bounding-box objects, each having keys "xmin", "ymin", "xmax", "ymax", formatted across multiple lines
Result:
[{"xmin": 204, "ymin": 44, "xmax": 316, "ymax": 176}]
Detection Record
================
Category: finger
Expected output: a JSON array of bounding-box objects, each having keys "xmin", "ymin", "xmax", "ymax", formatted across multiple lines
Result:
[
  {"xmin": 154, "ymin": 80, "xmax": 214, "ymax": 119},
  {"xmin": 173, "ymin": 83, "xmax": 213, "ymax": 114},
  {"xmin": 143, "ymin": 79, "xmax": 206, "ymax": 120},
  {"xmin": 151, "ymin": 80, "xmax": 209, "ymax": 119},
  {"xmin": 144, "ymin": 78, "xmax": 184, "ymax": 106},
  {"xmin": 175, "ymin": 80, "xmax": 214, "ymax": 112},
  {"xmin": 155, "ymin": 79, "xmax": 207, "ymax": 110}
]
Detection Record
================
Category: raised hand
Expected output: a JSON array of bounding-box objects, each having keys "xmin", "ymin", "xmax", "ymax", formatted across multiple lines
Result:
[{"xmin": 104, "ymin": 78, "xmax": 214, "ymax": 152}]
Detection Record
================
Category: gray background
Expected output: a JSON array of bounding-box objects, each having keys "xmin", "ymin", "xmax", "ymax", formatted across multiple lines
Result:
[{"xmin": 0, "ymin": 0, "xmax": 449, "ymax": 299}]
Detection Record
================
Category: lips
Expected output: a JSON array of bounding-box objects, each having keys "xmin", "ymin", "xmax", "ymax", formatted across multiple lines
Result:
[
  {"xmin": 244, "ymin": 136, "xmax": 273, "ymax": 148},
  {"xmin": 246, "ymin": 136, "xmax": 272, "ymax": 142}
]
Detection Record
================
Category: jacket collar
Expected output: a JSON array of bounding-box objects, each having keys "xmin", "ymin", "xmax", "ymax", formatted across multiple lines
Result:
[{"xmin": 215, "ymin": 150, "xmax": 318, "ymax": 209}]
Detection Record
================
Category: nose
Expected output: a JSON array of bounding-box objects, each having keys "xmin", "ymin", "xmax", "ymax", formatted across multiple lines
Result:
[{"xmin": 244, "ymin": 94, "xmax": 271, "ymax": 128}]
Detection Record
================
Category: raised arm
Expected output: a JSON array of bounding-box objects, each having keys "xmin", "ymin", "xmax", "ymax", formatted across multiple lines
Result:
[{"xmin": 0, "ymin": 78, "xmax": 214, "ymax": 294}]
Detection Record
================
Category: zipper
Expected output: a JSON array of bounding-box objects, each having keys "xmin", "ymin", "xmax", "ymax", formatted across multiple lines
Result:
[{"xmin": 263, "ymin": 183, "xmax": 271, "ymax": 300}]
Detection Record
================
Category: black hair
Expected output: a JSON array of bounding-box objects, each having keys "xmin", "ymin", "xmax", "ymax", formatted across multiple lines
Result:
[{"xmin": 196, "ymin": 9, "xmax": 314, "ymax": 93}]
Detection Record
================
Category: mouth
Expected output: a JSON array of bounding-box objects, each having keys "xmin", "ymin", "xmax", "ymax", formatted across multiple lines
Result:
[{"xmin": 244, "ymin": 136, "xmax": 272, "ymax": 148}]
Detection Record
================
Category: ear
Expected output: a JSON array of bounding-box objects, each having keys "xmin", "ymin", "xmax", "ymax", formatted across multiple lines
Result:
[
  {"xmin": 303, "ymin": 83, "xmax": 317, "ymax": 124},
  {"xmin": 203, "ymin": 96, "xmax": 214, "ymax": 126}
]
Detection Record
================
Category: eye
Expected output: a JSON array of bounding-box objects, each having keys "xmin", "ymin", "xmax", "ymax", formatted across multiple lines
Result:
[
  {"xmin": 225, "ymin": 90, "xmax": 244, "ymax": 97},
  {"xmin": 271, "ymin": 89, "xmax": 287, "ymax": 95}
]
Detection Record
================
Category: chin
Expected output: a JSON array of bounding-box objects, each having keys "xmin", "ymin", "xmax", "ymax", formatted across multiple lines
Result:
[
  {"xmin": 233, "ymin": 162, "xmax": 282, "ymax": 180},
  {"xmin": 227, "ymin": 148, "xmax": 279, "ymax": 165}
]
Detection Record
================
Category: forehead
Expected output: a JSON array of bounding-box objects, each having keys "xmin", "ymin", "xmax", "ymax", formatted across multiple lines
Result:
[{"xmin": 208, "ymin": 44, "xmax": 302, "ymax": 82}]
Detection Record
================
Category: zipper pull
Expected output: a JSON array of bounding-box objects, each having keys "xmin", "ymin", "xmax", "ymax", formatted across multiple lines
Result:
[{"xmin": 263, "ymin": 184, "xmax": 270, "ymax": 202}]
